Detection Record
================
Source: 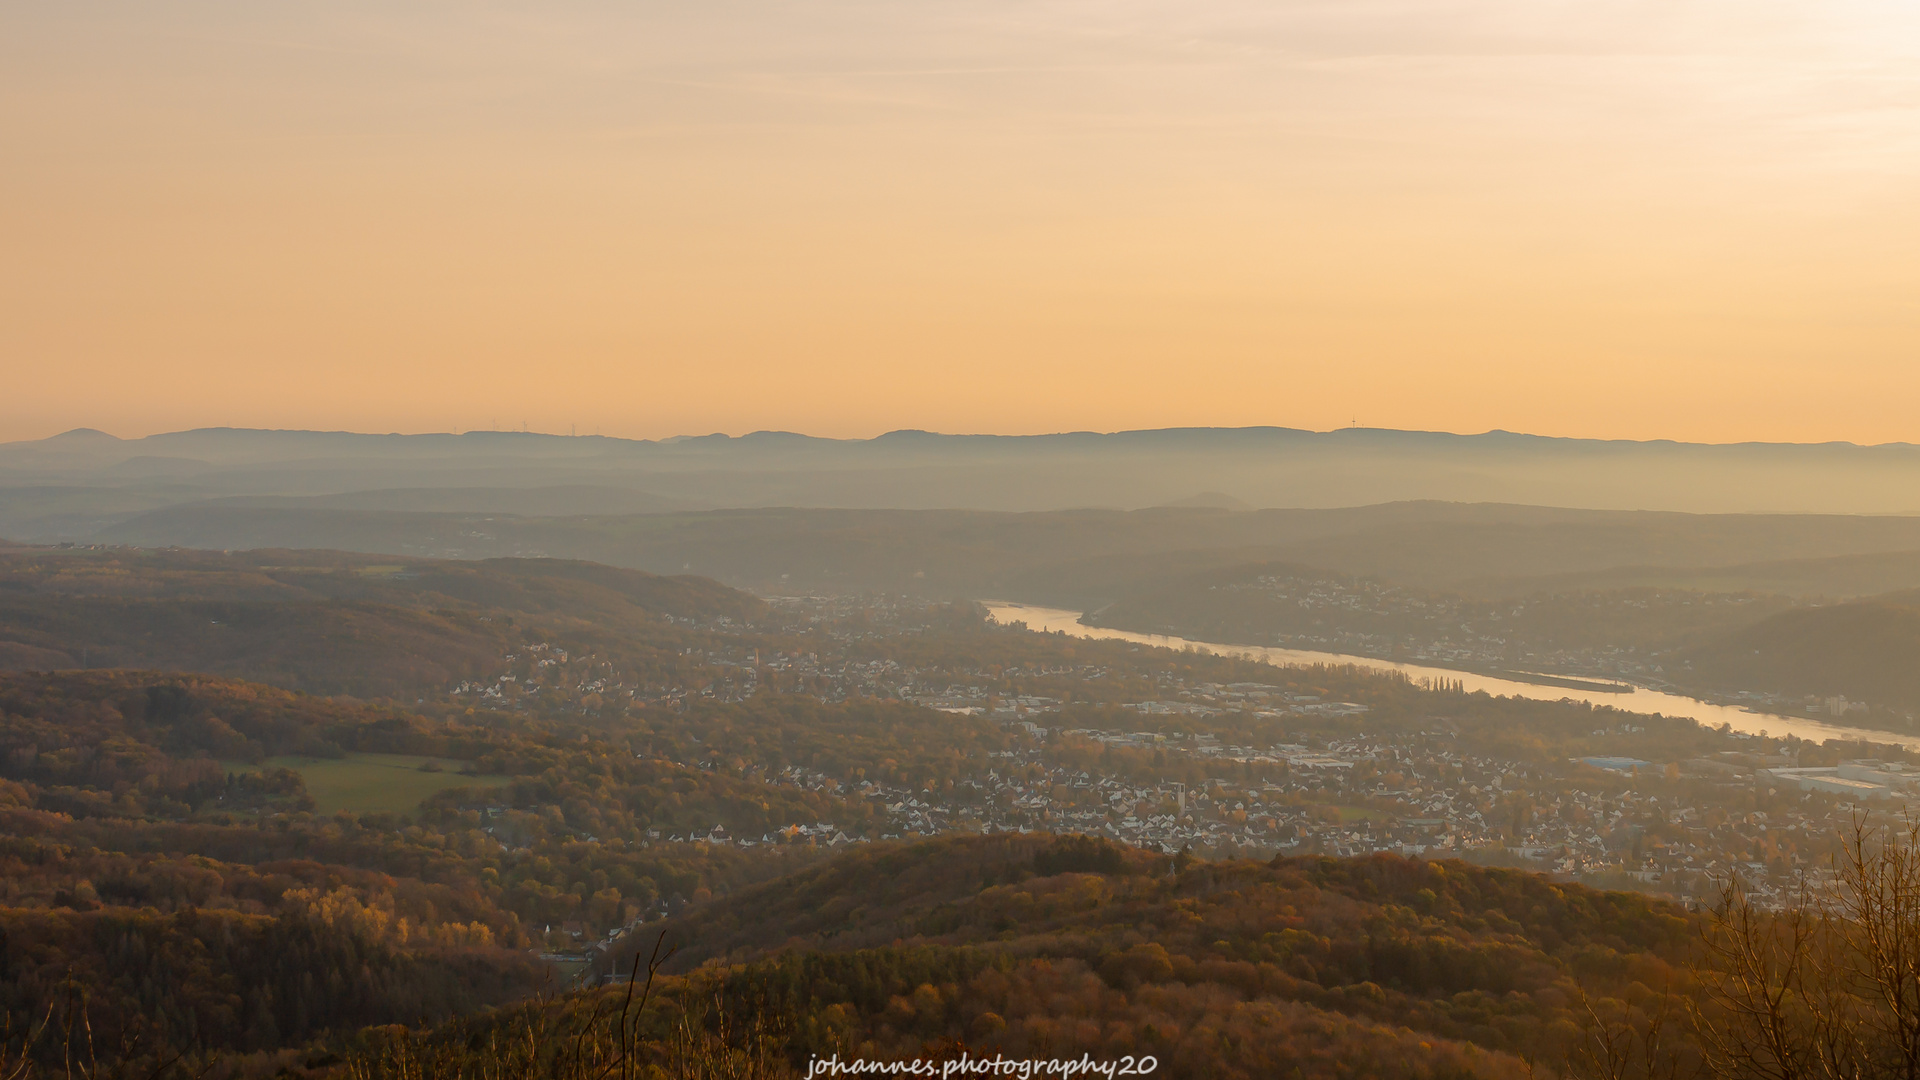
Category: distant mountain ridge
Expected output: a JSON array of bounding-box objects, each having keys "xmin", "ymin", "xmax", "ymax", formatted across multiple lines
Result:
[
  {"xmin": 11, "ymin": 424, "xmax": 1920, "ymax": 464},
  {"xmin": 6, "ymin": 424, "xmax": 1920, "ymax": 540}
]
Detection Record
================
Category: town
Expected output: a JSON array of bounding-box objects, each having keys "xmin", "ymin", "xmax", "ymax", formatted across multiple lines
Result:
[{"xmin": 449, "ymin": 593, "xmax": 1920, "ymax": 925}]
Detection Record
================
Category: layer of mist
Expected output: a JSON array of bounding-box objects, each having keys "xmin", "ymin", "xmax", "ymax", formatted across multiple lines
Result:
[{"xmin": 6, "ymin": 425, "xmax": 1920, "ymax": 542}]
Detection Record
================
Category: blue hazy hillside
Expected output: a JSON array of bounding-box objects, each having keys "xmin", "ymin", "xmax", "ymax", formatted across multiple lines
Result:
[{"xmin": 6, "ymin": 426, "xmax": 1920, "ymax": 542}]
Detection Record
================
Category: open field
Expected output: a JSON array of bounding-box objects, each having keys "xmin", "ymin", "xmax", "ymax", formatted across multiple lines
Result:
[{"xmin": 253, "ymin": 752, "xmax": 506, "ymax": 815}]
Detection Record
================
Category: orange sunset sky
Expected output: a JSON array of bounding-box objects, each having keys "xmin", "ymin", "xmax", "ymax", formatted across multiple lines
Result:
[{"xmin": 3, "ymin": 1, "xmax": 1917, "ymax": 445}]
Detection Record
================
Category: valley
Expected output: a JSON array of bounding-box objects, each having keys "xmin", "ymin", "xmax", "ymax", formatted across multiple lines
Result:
[{"xmin": 3, "ymin": 500, "xmax": 1920, "ymax": 1079}]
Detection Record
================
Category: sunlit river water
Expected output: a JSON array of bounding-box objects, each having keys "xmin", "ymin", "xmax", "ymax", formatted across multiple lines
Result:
[{"xmin": 984, "ymin": 601, "xmax": 1920, "ymax": 751}]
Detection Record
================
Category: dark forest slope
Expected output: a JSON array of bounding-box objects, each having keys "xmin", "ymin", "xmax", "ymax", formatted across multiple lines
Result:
[
  {"xmin": 540, "ymin": 834, "xmax": 1701, "ymax": 1079},
  {"xmin": 1679, "ymin": 589, "xmax": 1920, "ymax": 710}
]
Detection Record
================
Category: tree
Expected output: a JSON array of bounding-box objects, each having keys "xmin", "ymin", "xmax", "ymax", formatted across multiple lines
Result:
[{"xmin": 1696, "ymin": 813, "xmax": 1920, "ymax": 1080}]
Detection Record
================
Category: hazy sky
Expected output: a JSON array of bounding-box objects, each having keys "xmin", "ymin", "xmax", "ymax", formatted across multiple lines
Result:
[{"xmin": 4, "ymin": 1, "xmax": 1917, "ymax": 444}]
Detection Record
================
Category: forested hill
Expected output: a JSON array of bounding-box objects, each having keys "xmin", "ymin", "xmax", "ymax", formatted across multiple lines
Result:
[
  {"xmin": 1084, "ymin": 560, "xmax": 1794, "ymax": 654},
  {"xmin": 1678, "ymin": 589, "xmax": 1920, "ymax": 709},
  {"xmin": 0, "ymin": 548, "xmax": 760, "ymax": 697},
  {"xmin": 0, "ymin": 670, "xmax": 481, "ymax": 773},
  {"xmin": 646, "ymin": 832, "xmax": 1693, "ymax": 974},
  {"xmin": 562, "ymin": 833, "xmax": 1701, "ymax": 1079},
  {"xmin": 0, "ymin": 667, "xmax": 871, "ymax": 1068}
]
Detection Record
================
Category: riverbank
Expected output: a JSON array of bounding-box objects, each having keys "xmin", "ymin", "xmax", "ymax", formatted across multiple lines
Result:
[{"xmin": 985, "ymin": 601, "xmax": 1920, "ymax": 751}]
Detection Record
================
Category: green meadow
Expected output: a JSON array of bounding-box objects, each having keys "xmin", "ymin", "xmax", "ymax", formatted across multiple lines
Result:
[{"xmin": 244, "ymin": 753, "xmax": 507, "ymax": 815}]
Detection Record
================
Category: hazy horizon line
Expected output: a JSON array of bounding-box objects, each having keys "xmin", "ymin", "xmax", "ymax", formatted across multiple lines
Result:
[{"xmin": 13, "ymin": 423, "xmax": 1920, "ymax": 452}]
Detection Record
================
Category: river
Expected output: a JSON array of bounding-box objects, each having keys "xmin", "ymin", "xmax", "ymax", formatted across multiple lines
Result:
[{"xmin": 984, "ymin": 601, "xmax": 1920, "ymax": 750}]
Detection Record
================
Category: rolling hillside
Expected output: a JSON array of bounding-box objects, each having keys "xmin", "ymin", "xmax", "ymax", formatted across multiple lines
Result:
[
  {"xmin": 1678, "ymin": 590, "xmax": 1920, "ymax": 711},
  {"xmin": 525, "ymin": 834, "xmax": 1701, "ymax": 1079},
  {"xmin": 0, "ymin": 667, "xmax": 851, "ymax": 1065},
  {"xmin": 1084, "ymin": 561, "xmax": 1792, "ymax": 657},
  {"xmin": 74, "ymin": 502, "xmax": 1920, "ymax": 607},
  {"xmin": 0, "ymin": 548, "xmax": 761, "ymax": 697}
]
